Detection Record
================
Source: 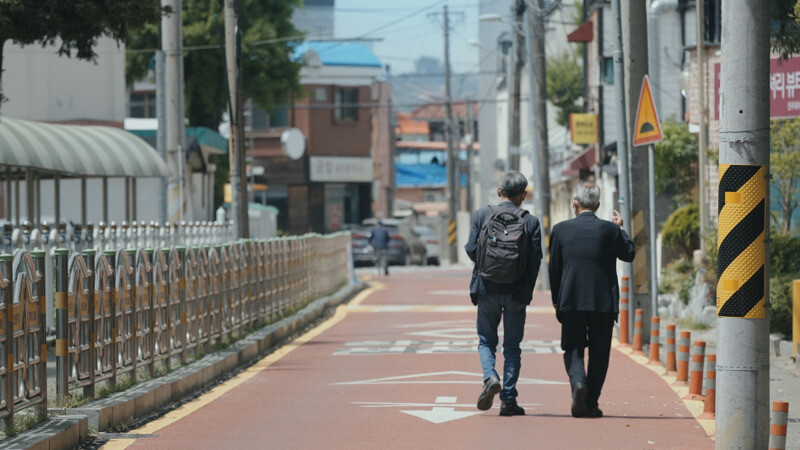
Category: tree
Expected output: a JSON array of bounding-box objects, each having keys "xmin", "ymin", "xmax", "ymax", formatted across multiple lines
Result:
[
  {"xmin": 653, "ymin": 121, "xmax": 698, "ymax": 202},
  {"xmin": 0, "ymin": 0, "xmax": 164, "ymax": 107},
  {"xmin": 770, "ymin": 118, "xmax": 800, "ymax": 233},
  {"xmin": 125, "ymin": 0, "xmax": 304, "ymax": 129},
  {"xmin": 774, "ymin": 0, "xmax": 800, "ymax": 58},
  {"xmin": 545, "ymin": 51, "xmax": 582, "ymax": 128}
]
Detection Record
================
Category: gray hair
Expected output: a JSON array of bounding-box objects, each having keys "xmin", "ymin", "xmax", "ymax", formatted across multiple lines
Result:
[
  {"xmin": 573, "ymin": 182, "xmax": 601, "ymax": 210},
  {"xmin": 498, "ymin": 171, "xmax": 528, "ymax": 198}
]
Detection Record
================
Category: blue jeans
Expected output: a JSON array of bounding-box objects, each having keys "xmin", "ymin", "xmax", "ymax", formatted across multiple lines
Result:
[{"xmin": 476, "ymin": 293, "xmax": 527, "ymax": 401}]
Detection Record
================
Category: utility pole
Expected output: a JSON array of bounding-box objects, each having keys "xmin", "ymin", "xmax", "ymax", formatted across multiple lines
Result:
[
  {"xmin": 696, "ymin": 0, "xmax": 707, "ymax": 251},
  {"xmin": 443, "ymin": 5, "xmax": 458, "ymax": 264},
  {"xmin": 156, "ymin": 22, "xmax": 167, "ymax": 223},
  {"xmin": 163, "ymin": 0, "xmax": 186, "ymax": 225},
  {"xmin": 465, "ymin": 96, "xmax": 475, "ymax": 212},
  {"xmin": 508, "ymin": 0, "xmax": 525, "ymax": 172},
  {"xmin": 524, "ymin": 0, "xmax": 550, "ymax": 289},
  {"xmin": 225, "ymin": 0, "xmax": 248, "ymax": 239},
  {"xmin": 715, "ymin": 1, "xmax": 770, "ymax": 447},
  {"xmin": 611, "ymin": 0, "xmax": 633, "ymax": 338}
]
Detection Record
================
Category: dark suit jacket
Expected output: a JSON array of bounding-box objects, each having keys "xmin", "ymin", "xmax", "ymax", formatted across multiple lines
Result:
[
  {"xmin": 549, "ymin": 211, "xmax": 635, "ymax": 315},
  {"xmin": 465, "ymin": 201, "xmax": 543, "ymax": 305}
]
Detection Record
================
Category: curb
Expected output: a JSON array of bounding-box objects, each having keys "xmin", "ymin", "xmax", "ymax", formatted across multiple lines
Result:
[{"xmin": 8, "ymin": 281, "xmax": 365, "ymax": 449}]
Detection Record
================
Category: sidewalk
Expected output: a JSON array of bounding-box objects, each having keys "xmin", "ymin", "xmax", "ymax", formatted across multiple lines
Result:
[{"xmin": 687, "ymin": 326, "xmax": 800, "ymax": 448}]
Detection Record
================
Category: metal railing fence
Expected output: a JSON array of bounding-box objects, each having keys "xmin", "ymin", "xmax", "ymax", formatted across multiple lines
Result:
[{"xmin": 0, "ymin": 231, "xmax": 349, "ymax": 430}]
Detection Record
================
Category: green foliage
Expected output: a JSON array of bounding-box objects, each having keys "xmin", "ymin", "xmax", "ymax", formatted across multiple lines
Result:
[
  {"xmin": 770, "ymin": 231, "xmax": 800, "ymax": 276},
  {"xmin": 126, "ymin": 0, "xmax": 304, "ymax": 129},
  {"xmin": 653, "ymin": 121, "xmax": 698, "ymax": 199},
  {"xmin": 774, "ymin": 0, "xmax": 800, "ymax": 58},
  {"xmin": 770, "ymin": 118, "xmax": 800, "ymax": 233},
  {"xmin": 701, "ymin": 228, "xmax": 718, "ymax": 284},
  {"xmin": 661, "ymin": 203, "xmax": 699, "ymax": 258},
  {"xmin": 659, "ymin": 257, "xmax": 694, "ymax": 299},
  {"xmin": 545, "ymin": 51, "xmax": 583, "ymax": 128},
  {"xmin": 676, "ymin": 316, "xmax": 711, "ymax": 331},
  {"xmin": 769, "ymin": 276, "xmax": 794, "ymax": 336},
  {"xmin": 0, "ymin": 0, "xmax": 165, "ymax": 104}
]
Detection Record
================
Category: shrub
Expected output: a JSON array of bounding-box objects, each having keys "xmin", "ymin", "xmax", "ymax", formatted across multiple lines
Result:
[
  {"xmin": 662, "ymin": 203, "xmax": 699, "ymax": 259},
  {"xmin": 659, "ymin": 257, "xmax": 695, "ymax": 300},
  {"xmin": 770, "ymin": 232, "xmax": 800, "ymax": 276},
  {"xmin": 770, "ymin": 276, "xmax": 794, "ymax": 336}
]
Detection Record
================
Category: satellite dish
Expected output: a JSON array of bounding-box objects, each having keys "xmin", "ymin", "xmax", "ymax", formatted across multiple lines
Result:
[{"xmin": 281, "ymin": 128, "xmax": 306, "ymax": 160}]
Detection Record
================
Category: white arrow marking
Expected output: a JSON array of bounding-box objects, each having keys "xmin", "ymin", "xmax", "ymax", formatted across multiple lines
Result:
[
  {"xmin": 400, "ymin": 397, "xmax": 484, "ymax": 424},
  {"xmin": 331, "ymin": 370, "xmax": 567, "ymax": 386}
]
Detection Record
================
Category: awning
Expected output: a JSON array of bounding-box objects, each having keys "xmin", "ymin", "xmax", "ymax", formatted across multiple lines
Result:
[
  {"xmin": 561, "ymin": 146, "xmax": 598, "ymax": 177},
  {"xmin": 567, "ymin": 21, "xmax": 593, "ymax": 43},
  {"xmin": 0, "ymin": 117, "xmax": 169, "ymax": 177}
]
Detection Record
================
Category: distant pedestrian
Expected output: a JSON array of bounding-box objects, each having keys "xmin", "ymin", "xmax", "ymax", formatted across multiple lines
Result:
[
  {"xmin": 465, "ymin": 171, "xmax": 542, "ymax": 416},
  {"xmin": 549, "ymin": 182, "xmax": 635, "ymax": 418},
  {"xmin": 369, "ymin": 220, "xmax": 390, "ymax": 276}
]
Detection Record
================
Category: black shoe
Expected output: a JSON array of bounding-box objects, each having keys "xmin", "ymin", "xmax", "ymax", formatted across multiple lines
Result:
[
  {"xmin": 499, "ymin": 399, "xmax": 526, "ymax": 416},
  {"xmin": 584, "ymin": 406, "xmax": 603, "ymax": 418},
  {"xmin": 477, "ymin": 376, "xmax": 501, "ymax": 411},
  {"xmin": 571, "ymin": 382, "xmax": 588, "ymax": 418}
]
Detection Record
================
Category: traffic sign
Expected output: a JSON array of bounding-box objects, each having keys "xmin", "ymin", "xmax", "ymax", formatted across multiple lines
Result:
[{"xmin": 632, "ymin": 75, "xmax": 663, "ymax": 147}]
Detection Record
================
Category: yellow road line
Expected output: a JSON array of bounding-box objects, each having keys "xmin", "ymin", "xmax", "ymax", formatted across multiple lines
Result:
[{"xmin": 103, "ymin": 286, "xmax": 377, "ymax": 449}]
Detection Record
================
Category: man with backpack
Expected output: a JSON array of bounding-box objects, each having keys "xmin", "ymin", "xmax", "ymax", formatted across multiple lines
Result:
[{"xmin": 465, "ymin": 171, "xmax": 543, "ymax": 416}]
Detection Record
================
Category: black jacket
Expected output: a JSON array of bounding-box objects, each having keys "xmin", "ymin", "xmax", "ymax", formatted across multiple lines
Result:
[
  {"xmin": 549, "ymin": 211, "xmax": 635, "ymax": 315},
  {"xmin": 465, "ymin": 201, "xmax": 543, "ymax": 305}
]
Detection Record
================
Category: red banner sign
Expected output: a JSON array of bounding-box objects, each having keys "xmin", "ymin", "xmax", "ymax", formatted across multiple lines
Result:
[{"xmin": 715, "ymin": 56, "xmax": 800, "ymax": 120}]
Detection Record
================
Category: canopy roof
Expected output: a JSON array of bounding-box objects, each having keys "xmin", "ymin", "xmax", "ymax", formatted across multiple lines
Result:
[{"xmin": 0, "ymin": 117, "xmax": 169, "ymax": 178}]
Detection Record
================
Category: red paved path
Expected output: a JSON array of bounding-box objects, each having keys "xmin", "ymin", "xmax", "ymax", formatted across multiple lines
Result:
[{"xmin": 108, "ymin": 267, "xmax": 714, "ymax": 449}]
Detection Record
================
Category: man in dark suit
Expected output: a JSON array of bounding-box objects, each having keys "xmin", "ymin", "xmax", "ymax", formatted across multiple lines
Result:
[
  {"xmin": 465, "ymin": 171, "xmax": 542, "ymax": 416},
  {"xmin": 549, "ymin": 182, "xmax": 635, "ymax": 418}
]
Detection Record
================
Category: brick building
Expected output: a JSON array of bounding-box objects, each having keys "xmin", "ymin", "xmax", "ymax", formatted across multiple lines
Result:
[{"xmin": 246, "ymin": 41, "xmax": 390, "ymax": 234}]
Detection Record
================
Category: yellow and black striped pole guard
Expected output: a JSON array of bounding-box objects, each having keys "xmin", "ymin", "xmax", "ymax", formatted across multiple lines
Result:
[{"xmin": 717, "ymin": 164, "xmax": 766, "ymax": 318}]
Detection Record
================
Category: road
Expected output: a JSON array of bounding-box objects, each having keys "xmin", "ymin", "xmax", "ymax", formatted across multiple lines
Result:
[{"xmin": 101, "ymin": 266, "xmax": 714, "ymax": 449}]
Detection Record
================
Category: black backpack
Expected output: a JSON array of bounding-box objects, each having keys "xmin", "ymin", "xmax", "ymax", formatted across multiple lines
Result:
[{"xmin": 477, "ymin": 205, "xmax": 530, "ymax": 284}]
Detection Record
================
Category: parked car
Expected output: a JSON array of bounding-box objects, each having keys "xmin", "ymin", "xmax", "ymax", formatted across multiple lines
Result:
[
  {"xmin": 350, "ymin": 228, "xmax": 375, "ymax": 267},
  {"xmin": 361, "ymin": 218, "xmax": 426, "ymax": 266},
  {"xmin": 413, "ymin": 225, "xmax": 439, "ymax": 265}
]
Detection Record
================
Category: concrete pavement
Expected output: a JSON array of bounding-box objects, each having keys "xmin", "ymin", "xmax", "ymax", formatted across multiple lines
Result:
[{"xmin": 95, "ymin": 266, "xmax": 714, "ymax": 449}]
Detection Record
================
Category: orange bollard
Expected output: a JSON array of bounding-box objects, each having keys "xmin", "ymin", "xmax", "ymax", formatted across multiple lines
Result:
[
  {"xmin": 649, "ymin": 317, "xmax": 662, "ymax": 366},
  {"xmin": 770, "ymin": 401, "xmax": 789, "ymax": 450},
  {"xmin": 665, "ymin": 324, "xmax": 677, "ymax": 374},
  {"xmin": 699, "ymin": 354, "xmax": 716, "ymax": 419},
  {"xmin": 673, "ymin": 331, "xmax": 691, "ymax": 386},
  {"xmin": 684, "ymin": 340, "xmax": 706, "ymax": 400},
  {"xmin": 632, "ymin": 309, "xmax": 644, "ymax": 354},
  {"xmin": 619, "ymin": 276, "xmax": 630, "ymax": 345}
]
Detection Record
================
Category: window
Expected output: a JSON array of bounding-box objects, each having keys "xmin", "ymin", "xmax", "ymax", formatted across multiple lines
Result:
[
  {"xmin": 314, "ymin": 87, "xmax": 328, "ymax": 102},
  {"xmin": 601, "ymin": 57, "xmax": 614, "ymax": 84},
  {"xmin": 249, "ymin": 105, "xmax": 290, "ymax": 131},
  {"xmin": 129, "ymin": 92, "xmax": 156, "ymax": 118},
  {"xmin": 334, "ymin": 87, "xmax": 358, "ymax": 122}
]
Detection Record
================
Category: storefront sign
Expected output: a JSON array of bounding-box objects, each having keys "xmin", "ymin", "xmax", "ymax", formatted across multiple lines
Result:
[{"xmin": 310, "ymin": 156, "xmax": 373, "ymax": 182}]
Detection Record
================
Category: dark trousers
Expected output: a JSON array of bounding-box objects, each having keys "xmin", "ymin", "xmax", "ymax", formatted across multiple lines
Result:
[{"xmin": 560, "ymin": 311, "xmax": 616, "ymax": 408}]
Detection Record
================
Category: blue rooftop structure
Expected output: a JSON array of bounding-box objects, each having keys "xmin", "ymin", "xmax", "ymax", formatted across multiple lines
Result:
[
  {"xmin": 396, "ymin": 163, "xmax": 466, "ymax": 189},
  {"xmin": 295, "ymin": 41, "xmax": 382, "ymax": 68}
]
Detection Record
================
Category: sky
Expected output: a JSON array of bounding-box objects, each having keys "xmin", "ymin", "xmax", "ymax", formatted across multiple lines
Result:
[{"xmin": 332, "ymin": 0, "xmax": 481, "ymax": 75}]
